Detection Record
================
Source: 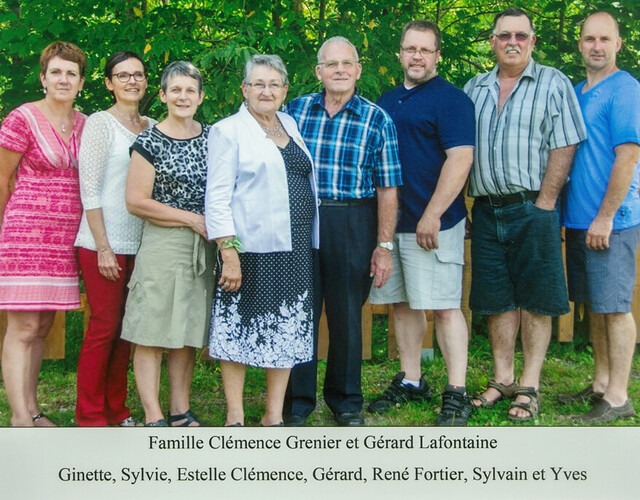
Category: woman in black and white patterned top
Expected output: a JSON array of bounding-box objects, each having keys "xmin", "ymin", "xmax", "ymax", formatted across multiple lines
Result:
[{"xmin": 121, "ymin": 61, "xmax": 214, "ymax": 427}]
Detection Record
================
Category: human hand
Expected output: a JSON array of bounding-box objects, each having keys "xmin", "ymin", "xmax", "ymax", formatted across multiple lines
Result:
[
  {"xmin": 586, "ymin": 216, "xmax": 613, "ymax": 250},
  {"xmin": 189, "ymin": 214, "xmax": 208, "ymax": 239},
  {"xmin": 97, "ymin": 247, "xmax": 121, "ymax": 281},
  {"xmin": 416, "ymin": 213, "xmax": 440, "ymax": 250},
  {"xmin": 219, "ymin": 250, "xmax": 242, "ymax": 292},
  {"xmin": 370, "ymin": 246, "xmax": 393, "ymax": 288}
]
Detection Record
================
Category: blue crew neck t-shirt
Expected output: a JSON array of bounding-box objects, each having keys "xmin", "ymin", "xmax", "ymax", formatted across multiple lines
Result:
[
  {"xmin": 377, "ymin": 76, "xmax": 475, "ymax": 233},
  {"xmin": 562, "ymin": 70, "xmax": 640, "ymax": 230}
]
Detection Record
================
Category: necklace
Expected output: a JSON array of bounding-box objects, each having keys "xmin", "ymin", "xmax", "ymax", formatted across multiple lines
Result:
[
  {"xmin": 259, "ymin": 118, "xmax": 285, "ymax": 137},
  {"xmin": 112, "ymin": 106, "xmax": 142, "ymax": 124},
  {"xmin": 43, "ymin": 100, "xmax": 71, "ymax": 133}
]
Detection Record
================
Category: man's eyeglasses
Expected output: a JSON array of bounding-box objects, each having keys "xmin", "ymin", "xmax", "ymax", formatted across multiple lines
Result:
[
  {"xmin": 401, "ymin": 47, "xmax": 438, "ymax": 57},
  {"xmin": 112, "ymin": 71, "xmax": 147, "ymax": 82},
  {"xmin": 319, "ymin": 60, "xmax": 358, "ymax": 70},
  {"xmin": 494, "ymin": 32, "xmax": 531, "ymax": 42}
]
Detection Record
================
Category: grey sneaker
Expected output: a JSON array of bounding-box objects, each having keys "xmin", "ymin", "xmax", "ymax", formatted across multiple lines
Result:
[
  {"xmin": 367, "ymin": 371, "xmax": 432, "ymax": 414},
  {"xmin": 571, "ymin": 399, "xmax": 636, "ymax": 424},
  {"xmin": 436, "ymin": 389, "xmax": 472, "ymax": 427},
  {"xmin": 115, "ymin": 417, "xmax": 139, "ymax": 427},
  {"xmin": 557, "ymin": 384, "xmax": 604, "ymax": 405}
]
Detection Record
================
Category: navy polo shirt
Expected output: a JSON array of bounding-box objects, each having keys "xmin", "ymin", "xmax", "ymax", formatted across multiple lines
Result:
[{"xmin": 377, "ymin": 76, "xmax": 475, "ymax": 232}]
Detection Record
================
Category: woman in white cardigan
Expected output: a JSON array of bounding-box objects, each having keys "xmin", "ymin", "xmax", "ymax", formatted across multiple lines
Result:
[
  {"xmin": 74, "ymin": 52, "xmax": 155, "ymax": 426},
  {"xmin": 206, "ymin": 54, "xmax": 319, "ymax": 426}
]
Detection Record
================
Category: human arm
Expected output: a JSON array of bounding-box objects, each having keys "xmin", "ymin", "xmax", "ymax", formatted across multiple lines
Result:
[
  {"xmin": 535, "ymin": 144, "xmax": 577, "ymax": 210},
  {"xmin": 416, "ymin": 146, "xmax": 473, "ymax": 250},
  {"xmin": 0, "ymin": 146, "xmax": 21, "ymax": 226},
  {"xmin": 78, "ymin": 113, "xmax": 122, "ymax": 280},
  {"xmin": 125, "ymin": 150, "xmax": 207, "ymax": 238},
  {"xmin": 370, "ymin": 186, "xmax": 397, "ymax": 288},
  {"xmin": 205, "ymin": 123, "xmax": 243, "ymax": 290},
  {"xmin": 586, "ymin": 143, "xmax": 640, "ymax": 250},
  {"xmin": 214, "ymin": 237, "xmax": 242, "ymax": 292}
]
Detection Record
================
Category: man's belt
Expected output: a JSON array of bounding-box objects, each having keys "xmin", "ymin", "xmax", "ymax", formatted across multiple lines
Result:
[
  {"xmin": 319, "ymin": 197, "xmax": 376, "ymax": 207},
  {"xmin": 476, "ymin": 190, "xmax": 539, "ymax": 207}
]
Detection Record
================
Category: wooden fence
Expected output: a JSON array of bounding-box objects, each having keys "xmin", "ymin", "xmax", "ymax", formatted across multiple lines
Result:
[{"xmin": 3, "ymin": 235, "xmax": 638, "ymax": 361}]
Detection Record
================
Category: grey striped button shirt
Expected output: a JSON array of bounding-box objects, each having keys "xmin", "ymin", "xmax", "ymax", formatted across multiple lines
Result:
[{"xmin": 464, "ymin": 59, "xmax": 586, "ymax": 197}]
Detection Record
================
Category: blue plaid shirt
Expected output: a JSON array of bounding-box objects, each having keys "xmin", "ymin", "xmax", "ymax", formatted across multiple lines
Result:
[{"xmin": 285, "ymin": 91, "xmax": 402, "ymax": 199}]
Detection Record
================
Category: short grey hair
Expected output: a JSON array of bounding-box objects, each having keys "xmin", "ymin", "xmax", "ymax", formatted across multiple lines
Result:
[
  {"xmin": 243, "ymin": 54, "xmax": 289, "ymax": 86},
  {"xmin": 317, "ymin": 36, "xmax": 359, "ymax": 64},
  {"xmin": 160, "ymin": 61, "xmax": 203, "ymax": 93}
]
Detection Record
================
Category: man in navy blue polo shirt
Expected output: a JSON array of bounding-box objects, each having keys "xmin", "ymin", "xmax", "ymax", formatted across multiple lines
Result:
[{"xmin": 368, "ymin": 20, "xmax": 476, "ymax": 425}]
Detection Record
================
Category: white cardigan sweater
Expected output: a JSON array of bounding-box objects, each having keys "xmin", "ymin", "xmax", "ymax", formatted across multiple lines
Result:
[{"xmin": 205, "ymin": 104, "xmax": 319, "ymax": 252}]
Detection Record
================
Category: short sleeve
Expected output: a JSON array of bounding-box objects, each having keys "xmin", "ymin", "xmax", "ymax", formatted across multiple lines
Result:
[
  {"xmin": 373, "ymin": 112, "xmax": 403, "ymax": 188},
  {"xmin": 0, "ymin": 107, "xmax": 31, "ymax": 154},
  {"xmin": 610, "ymin": 77, "xmax": 640, "ymax": 148},
  {"xmin": 78, "ymin": 112, "xmax": 114, "ymax": 210},
  {"xmin": 130, "ymin": 129, "xmax": 155, "ymax": 165},
  {"xmin": 549, "ymin": 71, "xmax": 587, "ymax": 150},
  {"xmin": 439, "ymin": 90, "xmax": 475, "ymax": 151}
]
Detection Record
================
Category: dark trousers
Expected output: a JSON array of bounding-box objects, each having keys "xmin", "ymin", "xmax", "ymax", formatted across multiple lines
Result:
[{"xmin": 285, "ymin": 203, "xmax": 377, "ymax": 416}]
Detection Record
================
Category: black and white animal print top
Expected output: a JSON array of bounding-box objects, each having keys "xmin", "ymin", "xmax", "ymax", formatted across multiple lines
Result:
[{"xmin": 131, "ymin": 124, "xmax": 211, "ymax": 215}]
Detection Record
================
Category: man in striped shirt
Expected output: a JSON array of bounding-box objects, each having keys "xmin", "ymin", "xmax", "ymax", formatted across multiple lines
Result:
[
  {"xmin": 463, "ymin": 8, "xmax": 586, "ymax": 422},
  {"xmin": 283, "ymin": 36, "xmax": 402, "ymax": 427}
]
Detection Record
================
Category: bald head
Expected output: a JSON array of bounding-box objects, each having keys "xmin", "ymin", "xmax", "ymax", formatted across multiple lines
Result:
[{"xmin": 581, "ymin": 12, "xmax": 619, "ymax": 37}]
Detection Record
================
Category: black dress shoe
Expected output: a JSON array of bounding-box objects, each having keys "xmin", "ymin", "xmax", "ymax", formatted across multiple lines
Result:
[
  {"xmin": 284, "ymin": 414, "xmax": 307, "ymax": 427},
  {"xmin": 334, "ymin": 411, "xmax": 364, "ymax": 426}
]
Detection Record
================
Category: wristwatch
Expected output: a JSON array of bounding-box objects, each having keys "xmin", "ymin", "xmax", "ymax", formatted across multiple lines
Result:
[{"xmin": 377, "ymin": 241, "xmax": 394, "ymax": 251}]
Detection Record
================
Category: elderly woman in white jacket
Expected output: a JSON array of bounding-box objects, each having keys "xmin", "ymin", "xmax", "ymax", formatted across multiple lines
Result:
[{"xmin": 206, "ymin": 54, "xmax": 319, "ymax": 427}]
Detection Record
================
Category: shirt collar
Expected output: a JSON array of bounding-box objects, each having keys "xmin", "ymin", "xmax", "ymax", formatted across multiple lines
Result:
[
  {"xmin": 311, "ymin": 89, "xmax": 364, "ymax": 117},
  {"xmin": 482, "ymin": 58, "xmax": 537, "ymax": 87}
]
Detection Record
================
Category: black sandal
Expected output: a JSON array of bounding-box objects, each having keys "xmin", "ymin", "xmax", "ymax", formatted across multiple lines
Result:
[
  {"xmin": 32, "ymin": 413, "xmax": 57, "ymax": 426},
  {"xmin": 144, "ymin": 418, "xmax": 168, "ymax": 427},
  {"xmin": 169, "ymin": 409, "xmax": 201, "ymax": 427}
]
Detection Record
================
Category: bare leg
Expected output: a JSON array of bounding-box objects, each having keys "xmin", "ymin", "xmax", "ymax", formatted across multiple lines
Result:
[
  {"xmin": 263, "ymin": 368, "xmax": 291, "ymax": 426},
  {"xmin": 588, "ymin": 311, "xmax": 609, "ymax": 393},
  {"xmin": 2, "ymin": 310, "xmax": 56, "ymax": 426},
  {"xmin": 167, "ymin": 347, "xmax": 197, "ymax": 425},
  {"xmin": 393, "ymin": 302, "xmax": 426, "ymax": 381},
  {"xmin": 133, "ymin": 345, "xmax": 164, "ymax": 424},
  {"xmin": 220, "ymin": 361, "xmax": 247, "ymax": 426},
  {"xmin": 27, "ymin": 311, "xmax": 56, "ymax": 425},
  {"xmin": 433, "ymin": 309, "xmax": 468, "ymax": 387},
  {"xmin": 508, "ymin": 310, "xmax": 551, "ymax": 418},
  {"xmin": 602, "ymin": 312, "xmax": 636, "ymax": 406},
  {"xmin": 471, "ymin": 310, "xmax": 519, "ymax": 406}
]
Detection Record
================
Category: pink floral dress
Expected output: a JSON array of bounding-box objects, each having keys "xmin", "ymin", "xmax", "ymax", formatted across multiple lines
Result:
[{"xmin": 0, "ymin": 102, "xmax": 86, "ymax": 310}]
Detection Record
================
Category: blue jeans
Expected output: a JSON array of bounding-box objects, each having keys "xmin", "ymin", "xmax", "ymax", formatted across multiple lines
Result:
[{"xmin": 470, "ymin": 199, "xmax": 570, "ymax": 316}]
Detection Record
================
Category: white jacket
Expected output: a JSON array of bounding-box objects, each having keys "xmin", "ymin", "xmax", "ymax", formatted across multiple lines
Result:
[{"xmin": 205, "ymin": 104, "xmax": 319, "ymax": 252}]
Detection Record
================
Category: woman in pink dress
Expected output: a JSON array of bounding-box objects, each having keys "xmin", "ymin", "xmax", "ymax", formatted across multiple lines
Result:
[{"xmin": 0, "ymin": 41, "xmax": 86, "ymax": 427}]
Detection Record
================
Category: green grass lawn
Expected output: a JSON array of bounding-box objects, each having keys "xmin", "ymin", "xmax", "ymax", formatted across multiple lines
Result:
[{"xmin": 0, "ymin": 311, "xmax": 638, "ymax": 427}]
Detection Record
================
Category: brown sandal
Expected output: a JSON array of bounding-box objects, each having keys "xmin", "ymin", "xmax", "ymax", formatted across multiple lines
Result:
[
  {"xmin": 508, "ymin": 386, "xmax": 540, "ymax": 423},
  {"xmin": 472, "ymin": 380, "xmax": 517, "ymax": 407}
]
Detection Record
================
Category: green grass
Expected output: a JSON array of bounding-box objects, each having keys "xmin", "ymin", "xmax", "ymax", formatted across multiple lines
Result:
[{"xmin": 1, "ymin": 312, "xmax": 638, "ymax": 427}]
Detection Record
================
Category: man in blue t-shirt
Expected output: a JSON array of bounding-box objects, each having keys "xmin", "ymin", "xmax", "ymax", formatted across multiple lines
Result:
[
  {"xmin": 560, "ymin": 12, "xmax": 640, "ymax": 423},
  {"xmin": 368, "ymin": 20, "xmax": 476, "ymax": 426}
]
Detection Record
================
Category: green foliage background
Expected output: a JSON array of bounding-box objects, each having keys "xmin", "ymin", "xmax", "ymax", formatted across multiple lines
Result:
[{"xmin": 0, "ymin": 0, "xmax": 639, "ymax": 121}]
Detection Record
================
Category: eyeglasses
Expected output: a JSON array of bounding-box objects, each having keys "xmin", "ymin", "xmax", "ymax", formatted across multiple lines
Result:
[
  {"xmin": 494, "ymin": 32, "xmax": 531, "ymax": 42},
  {"xmin": 247, "ymin": 82, "xmax": 285, "ymax": 91},
  {"xmin": 112, "ymin": 71, "xmax": 147, "ymax": 83},
  {"xmin": 318, "ymin": 60, "xmax": 358, "ymax": 70},
  {"xmin": 401, "ymin": 47, "xmax": 438, "ymax": 57}
]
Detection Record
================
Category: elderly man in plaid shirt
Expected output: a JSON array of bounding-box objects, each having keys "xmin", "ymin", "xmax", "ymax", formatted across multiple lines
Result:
[{"xmin": 283, "ymin": 36, "xmax": 402, "ymax": 427}]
